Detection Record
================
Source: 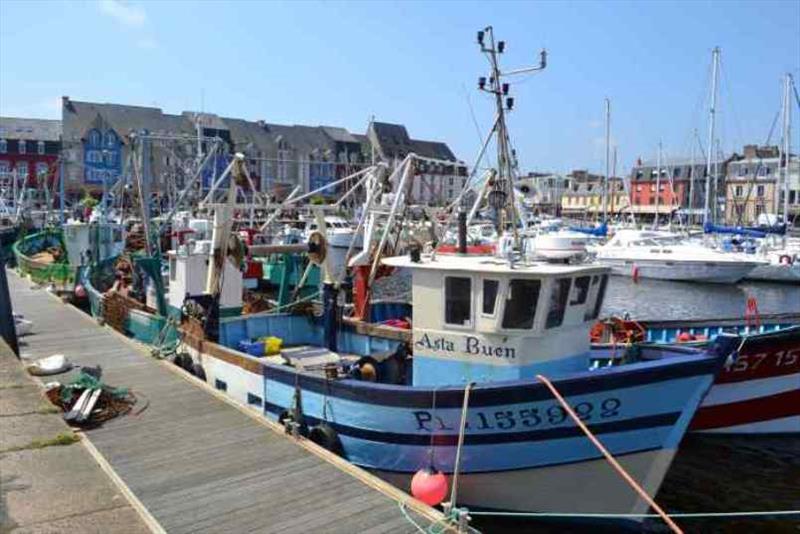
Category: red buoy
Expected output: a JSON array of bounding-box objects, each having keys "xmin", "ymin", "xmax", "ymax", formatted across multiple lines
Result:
[
  {"xmin": 631, "ymin": 265, "xmax": 640, "ymax": 284},
  {"xmin": 677, "ymin": 332, "xmax": 693, "ymax": 343},
  {"xmin": 411, "ymin": 467, "xmax": 448, "ymax": 506}
]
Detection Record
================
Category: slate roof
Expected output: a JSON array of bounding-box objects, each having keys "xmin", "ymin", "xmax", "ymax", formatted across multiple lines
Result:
[
  {"xmin": 221, "ymin": 118, "xmax": 274, "ymax": 153},
  {"xmin": 62, "ymin": 98, "xmax": 196, "ymax": 144},
  {"xmin": 320, "ymin": 126, "xmax": 359, "ymax": 144},
  {"xmin": 0, "ymin": 117, "xmax": 61, "ymax": 141},
  {"xmin": 368, "ymin": 121, "xmax": 460, "ymax": 162}
]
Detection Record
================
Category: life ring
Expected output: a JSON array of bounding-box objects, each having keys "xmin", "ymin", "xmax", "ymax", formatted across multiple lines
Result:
[
  {"xmin": 309, "ymin": 423, "xmax": 343, "ymax": 455},
  {"xmin": 779, "ymin": 254, "xmax": 793, "ymax": 266}
]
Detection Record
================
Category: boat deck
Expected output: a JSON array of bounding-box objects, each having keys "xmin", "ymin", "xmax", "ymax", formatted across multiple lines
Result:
[{"xmin": 7, "ymin": 270, "xmax": 452, "ymax": 534}]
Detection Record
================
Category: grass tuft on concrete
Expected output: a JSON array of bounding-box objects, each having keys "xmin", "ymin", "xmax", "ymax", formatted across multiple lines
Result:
[{"xmin": 1, "ymin": 432, "xmax": 80, "ymax": 453}]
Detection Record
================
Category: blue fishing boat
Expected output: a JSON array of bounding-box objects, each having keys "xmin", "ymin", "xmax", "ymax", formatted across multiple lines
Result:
[{"xmin": 180, "ymin": 250, "xmax": 735, "ymax": 522}]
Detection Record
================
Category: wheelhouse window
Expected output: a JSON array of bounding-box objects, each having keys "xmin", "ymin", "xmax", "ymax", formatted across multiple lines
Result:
[
  {"xmin": 546, "ymin": 278, "xmax": 572, "ymax": 329},
  {"xmin": 584, "ymin": 274, "xmax": 609, "ymax": 320},
  {"xmin": 482, "ymin": 279, "xmax": 499, "ymax": 315},
  {"xmin": 570, "ymin": 276, "xmax": 591, "ymax": 305},
  {"xmin": 501, "ymin": 279, "xmax": 540, "ymax": 330},
  {"xmin": 445, "ymin": 276, "xmax": 472, "ymax": 326}
]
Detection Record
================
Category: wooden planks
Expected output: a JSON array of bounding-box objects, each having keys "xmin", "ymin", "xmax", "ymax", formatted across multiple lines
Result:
[{"xmin": 8, "ymin": 270, "xmax": 450, "ymax": 534}]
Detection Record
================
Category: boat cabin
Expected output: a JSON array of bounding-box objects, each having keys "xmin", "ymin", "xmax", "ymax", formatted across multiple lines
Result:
[
  {"xmin": 166, "ymin": 240, "xmax": 243, "ymax": 317},
  {"xmin": 382, "ymin": 254, "xmax": 610, "ymax": 386}
]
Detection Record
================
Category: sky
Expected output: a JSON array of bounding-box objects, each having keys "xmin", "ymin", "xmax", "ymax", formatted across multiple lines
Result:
[{"xmin": 1, "ymin": 0, "xmax": 798, "ymax": 176}]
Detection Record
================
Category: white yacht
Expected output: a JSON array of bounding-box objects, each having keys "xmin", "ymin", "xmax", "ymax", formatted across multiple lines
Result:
[{"xmin": 595, "ymin": 229, "xmax": 765, "ymax": 283}]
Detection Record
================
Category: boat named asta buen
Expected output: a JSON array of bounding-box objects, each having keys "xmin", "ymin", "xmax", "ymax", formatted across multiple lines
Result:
[{"xmin": 173, "ymin": 27, "xmax": 737, "ymax": 527}]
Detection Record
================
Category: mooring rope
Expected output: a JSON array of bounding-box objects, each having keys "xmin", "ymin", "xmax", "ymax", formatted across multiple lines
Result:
[
  {"xmin": 535, "ymin": 374, "xmax": 683, "ymax": 534},
  {"xmin": 448, "ymin": 382, "xmax": 475, "ymax": 510},
  {"xmin": 467, "ymin": 509, "xmax": 800, "ymax": 520}
]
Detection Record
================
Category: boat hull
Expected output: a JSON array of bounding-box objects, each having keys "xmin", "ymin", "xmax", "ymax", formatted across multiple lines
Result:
[
  {"xmin": 643, "ymin": 320, "xmax": 800, "ymax": 434},
  {"xmin": 599, "ymin": 258, "xmax": 757, "ymax": 283},
  {"xmin": 745, "ymin": 263, "xmax": 800, "ymax": 283},
  {"xmin": 179, "ymin": 315, "xmax": 731, "ymax": 519}
]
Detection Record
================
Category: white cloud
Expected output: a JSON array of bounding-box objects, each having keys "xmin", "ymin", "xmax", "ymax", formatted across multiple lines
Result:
[
  {"xmin": 98, "ymin": 0, "xmax": 146, "ymax": 28},
  {"xmin": 136, "ymin": 37, "xmax": 158, "ymax": 50}
]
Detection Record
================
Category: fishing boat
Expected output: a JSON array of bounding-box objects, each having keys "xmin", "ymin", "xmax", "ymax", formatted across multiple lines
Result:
[
  {"xmin": 170, "ymin": 29, "xmax": 739, "ymax": 525},
  {"xmin": 595, "ymin": 229, "xmax": 765, "ymax": 283},
  {"xmin": 592, "ymin": 312, "xmax": 800, "ymax": 434},
  {"xmin": 13, "ymin": 218, "xmax": 125, "ymax": 293}
]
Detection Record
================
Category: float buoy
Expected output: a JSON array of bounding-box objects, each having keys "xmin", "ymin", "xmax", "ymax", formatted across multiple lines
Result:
[
  {"xmin": 74, "ymin": 284, "xmax": 87, "ymax": 298},
  {"xmin": 779, "ymin": 254, "xmax": 793, "ymax": 265},
  {"xmin": 309, "ymin": 423, "xmax": 342, "ymax": 455},
  {"xmin": 677, "ymin": 332, "xmax": 694, "ymax": 343},
  {"xmin": 411, "ymin": 467, "xmax": 448, "ymax": 506},
  {"xmin": 191, "ymin": 363, "xmax": 206, "ymax": 381}
]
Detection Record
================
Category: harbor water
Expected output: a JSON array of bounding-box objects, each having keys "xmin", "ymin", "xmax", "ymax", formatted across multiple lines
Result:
[{"xmin": 377, "ymin": 273, "xmax": 800, "ymax": 533}]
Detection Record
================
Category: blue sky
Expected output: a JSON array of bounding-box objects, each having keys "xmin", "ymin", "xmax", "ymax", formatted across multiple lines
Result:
[{"xmin": 1, "ymin": 0, "xmax": 798, "ymax": 175}]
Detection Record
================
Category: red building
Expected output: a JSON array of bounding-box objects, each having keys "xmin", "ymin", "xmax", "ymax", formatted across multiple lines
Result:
[{"xmin": 0, "ymin": 117, "xmax": 61, "ymax": 189}]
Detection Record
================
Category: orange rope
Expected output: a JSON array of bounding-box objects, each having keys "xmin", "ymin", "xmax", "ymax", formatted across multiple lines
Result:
[{"xmin": 535, "ymin": 374, "xmax": 683, "ymax": 534}]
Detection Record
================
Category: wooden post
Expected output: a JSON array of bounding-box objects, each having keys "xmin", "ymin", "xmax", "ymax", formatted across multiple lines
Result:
[{"xmin": 0, "ymin": 262, "xmax": 19, "ymax": 357}]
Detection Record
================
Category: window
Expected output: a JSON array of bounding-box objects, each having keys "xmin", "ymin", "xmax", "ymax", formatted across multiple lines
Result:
[
  {"xmin": 448, "ymin": 177, "xmax": 454, "ymax": 186},
  {"xmin": 585, "ymin": 274, "xmax": 609, "ymax": 320},
  {"xmin": 734, "ymin": 185, "xmax": 743, "ymax": 197},
  {"xmin": 502, "ymin": 279, "xmax": 540, "ymax": 329},
  {"xmin": 570, "ymin": 276, "xmax": 591, "ymax": 305},
  {"xmin": 673, "ymin": 168, "xmax": 681, "ymax": 178},
  {"xmin": 444, "ymin": 276, "xmax": 472, "ymax": 326},
  {"xmin": 37, "ymin": 141, "xmax": 45, "ymax": 155},
  {"xmin": 757, "ymin": 185, "xmax": 765, "ymax": 198},
  {"xmin": 482, "ymin": 279, "xmax": 499, "ymax": 315},
  {"xmin": 18, "ymin": 141, "xmax": 26, "ymax": 155},
  {"xmin": 105, "ymin": 151, "xmax": 115, "ymax": 166},
  {"xmin": 650, "ymin": 184, "xmax": 655, "ymax": 192},
  {"xmin": 215, "ymin": 379, "xmax": 227, "ymax": 391},
  {"xmin": 105, "ymin": 131, "xmax": 116, "ymax": 147},
  {"xmin": 739, "ymin": 166, "xmax": 748, "ymax": 176},
  {"xmin": 687, "ymin": 167, "xmax": 693, "ymax": 178},
  {"xmin": 546, "ymin": 278, "xmax": 572, "ymax": 329},
  {"xmin": 35, "ymin": 162, "xmax": 48, "ymax": 177},
  {"xmin": 247, "ymin": 392, "xmax": 263, "ymax": 407},
  {"xmin": 0, "ymin": 161, "xmax": 9, "ymax": 173},
  {"xmin": 89, "ymin": 130, "xmax": 101, "ymax": 146},
  {"xmin": 16, "ymin": 162, "xmax": 28, "ymax": 178},
  {"xmin": 790, "ymin": 190, "xmax": 797, "ymax": 204},
  {"xmin": 0, "ymin": 139, "xmax": 6, "ymax": 153}
]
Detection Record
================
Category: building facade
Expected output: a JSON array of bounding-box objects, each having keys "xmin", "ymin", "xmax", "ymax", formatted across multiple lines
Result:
[
  {"xmin": 516, "ymin": 172, "xmax": 570, "ymax": 215},
  {"xmin": 366, "ymin": 122, "xmax": 467, "ymax": 205},
  {"xmin": 0, "ymin": 117, "xmax": 61, "ymax": 191},
  {"xmin": 560, "ymin": 170, "xmax": 628, "ymax": 216},
  {"xmin": 725, "ymin": 145, "xmax": 800, "ymax": 225}
]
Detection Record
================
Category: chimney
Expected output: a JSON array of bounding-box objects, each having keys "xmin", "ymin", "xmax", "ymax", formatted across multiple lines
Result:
[
  {"xmin": 62, "ymin": 96, "xmax": 73, "ymax": 112},
  {"xmin": 743, "ymin": 144, "xmax": 757, "ymax": 159},
  {"xmin": 257, "ymin": 120, "xmax": 265, "ymax": 128}
]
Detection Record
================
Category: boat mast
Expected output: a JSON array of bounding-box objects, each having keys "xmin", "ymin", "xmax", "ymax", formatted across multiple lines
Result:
[
  {"xmin": 653, "ymin": 141, "xmax": 662, "ymax": 230},
  {"xmin": 704, "ymin": 47, "xmax": 720, "ymax": 227},
  {"xmin": 781, "ymin": 73, "xmax": 792, "ymax": 227},
  {"xmin": 603, "ymin": 98, "xmax": 610, "ymax": 222},
  {"xmin": 477, "ymin": 26, "xmax": 546, "ymax": 238},
  {"xmin": 688, "ymin": 129, "xmax": 697, "ymax": 226}
]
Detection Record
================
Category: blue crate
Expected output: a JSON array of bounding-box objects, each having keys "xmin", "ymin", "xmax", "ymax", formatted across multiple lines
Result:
[{"xmin": 238, "ymin": 340, "xmax": 264, "ymax": 356}]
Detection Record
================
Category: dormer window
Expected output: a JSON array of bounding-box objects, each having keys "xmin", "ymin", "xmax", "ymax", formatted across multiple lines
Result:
[
  {"xmin": 546, "ymin": 278, "xmax": 572, "ymax": 329},
  {"xmin": 37, "ymin": 141, "xmax": 45, "ymax": 155},
  {"xmin": 0, "ymin": 139, "xmax": 6, "ymax": 153},
  {"xmin": 444, "ymin": 276, "xmax": 472, "ymax": 327},
  {"xmin": 18, "ymin": 141, "xmax": 26, "ymax": 154},
  {"xmin": 89, "ymin": 130, "xmax": 101, "ymax": 146},
  {"xmin": 502, "ymin": 279, "xmax": 540, "ymax": 330}
]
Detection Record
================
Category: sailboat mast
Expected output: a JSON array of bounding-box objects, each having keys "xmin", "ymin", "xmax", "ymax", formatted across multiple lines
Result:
[
  {"xmin": 603, "ymin": 98, "xmax": 610, "ymax": 222},
  {"xmin": 653, "ymin": 141, "xmax": 662, "ymax": 230},
  {"xmin": 781, "ymin": 73, "xmax": 792, "ymax": 226},
  {"xmin": 704, "ymin": 47, "xmax": 720, "ymax": 227},
  {"xmin": 688, "ymin": 129, "xmax": 697, "ymax": 226}
]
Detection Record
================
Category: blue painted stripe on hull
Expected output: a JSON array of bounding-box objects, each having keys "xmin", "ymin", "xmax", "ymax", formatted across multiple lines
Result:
[
  {"xmin": 259, "ymin": 351, "xmax": 725, "ymax": 409},
  {"xmin": 262, "ymin": 400, "xmax": 679, "ymax": 446}
]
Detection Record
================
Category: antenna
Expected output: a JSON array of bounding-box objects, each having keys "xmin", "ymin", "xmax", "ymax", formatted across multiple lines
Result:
[{"xmin": 475, "ymin": 26, "xmax": 547, "ymax": 236}]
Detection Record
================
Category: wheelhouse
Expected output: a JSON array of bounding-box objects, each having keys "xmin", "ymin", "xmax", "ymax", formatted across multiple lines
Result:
[{"xmin": 382, "ymin": 254, "xmax": 610, "ymax": 386}]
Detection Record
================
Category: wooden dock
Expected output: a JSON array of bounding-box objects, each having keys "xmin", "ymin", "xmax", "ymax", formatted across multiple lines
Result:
[{"xmin": 7, "ymin": 270, "xmax": 455, "ymax": 534}]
